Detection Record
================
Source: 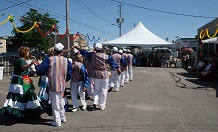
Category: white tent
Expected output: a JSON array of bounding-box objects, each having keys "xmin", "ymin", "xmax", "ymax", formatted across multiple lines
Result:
[
  {"xmin": 201, "ymin": 37, "xmax": 218, "ymax": 43},
  {"xmin": 102, "ymin": 22, "xmax": 175, "ymax": 49}
]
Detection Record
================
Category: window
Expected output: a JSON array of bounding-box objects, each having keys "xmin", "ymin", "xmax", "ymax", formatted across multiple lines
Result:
[
  {"xmin": 0, "ymin": 42, "xmax": 3, "ymax": 48},
  {"xmin": 166, "ymin": 50, "xmax": 171, "ymax": 53}
]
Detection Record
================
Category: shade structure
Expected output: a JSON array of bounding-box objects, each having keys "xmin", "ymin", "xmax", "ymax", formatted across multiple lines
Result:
[
  {"xmin": 179, "ymin": 47, "xmax": 193, "ymax": 53},
  {"xmin": 102, "ymin": 22, "xmax": 176, "ymax": 49}
]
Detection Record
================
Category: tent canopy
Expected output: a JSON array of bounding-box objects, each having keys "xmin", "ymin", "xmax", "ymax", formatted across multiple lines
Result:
[
  {"xmin": 201, "ymin": 37, "xmax": 218, "ymax": 43},
  {"xmin": 179, "ymin": 47, "xmax": 194, "ymax": 53},
  {"xmin": 102, "ymin": 22, "xmax": 175, "ymax": 49}
]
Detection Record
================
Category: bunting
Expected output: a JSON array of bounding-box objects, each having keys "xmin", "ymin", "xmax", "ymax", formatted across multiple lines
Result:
[{"xmin": 0, "ymin": 14, "xmax": 103, "ymax": 43}]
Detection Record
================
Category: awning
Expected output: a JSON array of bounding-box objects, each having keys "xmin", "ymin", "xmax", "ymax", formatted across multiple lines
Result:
[
  {"xmin": 179, "ymin": 47, "xmax": 193, "ymax": 52},
  {"xmin": 201, "ymin": 37, "xmax": 218, "ymax": 43}
]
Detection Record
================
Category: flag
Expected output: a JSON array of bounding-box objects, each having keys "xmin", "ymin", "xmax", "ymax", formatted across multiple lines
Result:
[{"xmin": 22, "ymin": 76, "xmax": 34, "ymax": 93}]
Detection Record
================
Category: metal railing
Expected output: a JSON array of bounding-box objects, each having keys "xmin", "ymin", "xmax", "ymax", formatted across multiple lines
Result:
[{"xmin": 0, "ymin": 56, "xmax": 17, "ymax": 76}]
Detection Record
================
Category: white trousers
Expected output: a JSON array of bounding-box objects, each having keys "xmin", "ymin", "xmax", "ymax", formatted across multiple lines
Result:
[
  {"xmin": 70, "ymin": 81, "xmax": 86, "ymax": 108},
  {"xmin": 93, "ymin": 78, "xmax": 109, "ymax": 108},
  {"xmin": 87, "ymin": 77, "xmax": 94, "ymax": 95},
  {"xmin": 128, "ymin": 66, "xmax": 133, "ymax": 80},
  {"xmin": 109, "ymin": 70, "xmax": 121, "ymax": 91},
  {"xmin": 120, "ymin": 71, "xmax": 125, "ymax": 86},
  {"xmin": 125, "ymin": 66, "xmax": 129, "ymax": 82},
  {"xmin": 50, "ymin": 91, "xmax": 65, "ymax": 123}
]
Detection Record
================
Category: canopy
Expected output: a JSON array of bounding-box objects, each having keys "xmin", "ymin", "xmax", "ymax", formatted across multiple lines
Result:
[
  {"xmin": 179, "ymin": 47, "xmax": 193, "ymax": 53},
  {"xmin": 102, "ymin": 22, "xmax": 176, "ymax": 49},
  {"xmin": 201, "ymin": 37, "xmax": 218, "ymax": 43}
]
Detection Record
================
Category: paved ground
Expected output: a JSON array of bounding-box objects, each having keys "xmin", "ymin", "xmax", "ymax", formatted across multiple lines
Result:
[{"xmin": 0, "ymin": 67, "xmax": 218, "ymax": 132}]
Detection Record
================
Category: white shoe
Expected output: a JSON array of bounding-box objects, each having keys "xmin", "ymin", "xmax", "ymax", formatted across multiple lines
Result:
[
  {"xmin": 82, "ymin": 102, "xmax": 87, "ymax": 110},
  {"xmin": 50, "ymin": 121, "xmax": 61, "ymax": 127},
  {"xmin": 71, "ymin": 108, "xmax": 80, "ymax": 112},
  {"xmin": 61, "ymin": 117, "xmax": 66, "ymax": 123},
  {"xmin": 100, "ymin": 105, "xmax": 106, "ymax": 111},
  {"xmin": 116, "ymin": 89, "xmax": 119, "ymax": 92}
]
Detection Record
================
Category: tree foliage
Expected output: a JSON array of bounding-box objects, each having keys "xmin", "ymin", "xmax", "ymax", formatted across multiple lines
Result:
[{"xmin": 12, "ymin": 9, "xmax": 59, "ymax": 51}]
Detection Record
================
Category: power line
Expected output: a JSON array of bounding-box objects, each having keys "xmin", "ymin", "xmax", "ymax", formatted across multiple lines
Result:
[
  {"xmin": 4, "ymin": 0, "xmax": 118, "ymax": 37},
  {"xmin": 75, "ymin": 0, "xmax": 114, "ymax": 25},
  {"xmin": 0, "ymin": 0, "xmax": 31, "ymax": 12},
  {"xmin": 75, "ymin": 0, "xmax": 124, "ymax": 35},
  {"xmin": 110, "ymin": 0, "xmax": 218, "ymax": 19}
]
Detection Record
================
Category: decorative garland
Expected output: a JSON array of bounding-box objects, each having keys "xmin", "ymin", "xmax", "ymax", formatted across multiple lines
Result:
[
  {"xmin": 206, "ymin": 28, "xmax": 218, "ymax": 39},
  {"xmin": 1, "ymin": 14, "xmax": 102, "ymax": 42},
  {"xmin": 200, "ymin": 27, "xmax": 218, "ymax": 39},
  {"xmin": 88, "ymin": 35, "xmax": 100, "ymax": 42},
  {"xmin": 199, "ymin": 30, "xmax": 205, "ymax": 39},
  {"xmin": 69, "ymin": 33, "xmax": 78, "ymax": 40},
  {"xmin": 0, "ymin": 15, "xmax": 12, "ymax": 26},
  {"xmin": 55, "ymin": 29, "xmax": 69, "ymax": 38},
  {"xmin": 8, "ymin": 15, "xmax": 36, "ymax": 33},
  {"xmin": 35, "ymin": 23, "xmax": 55, "ymax": 36},
  {"xmin": 78, "ymin": 33, "xmax": 89, "ymax": 41}
]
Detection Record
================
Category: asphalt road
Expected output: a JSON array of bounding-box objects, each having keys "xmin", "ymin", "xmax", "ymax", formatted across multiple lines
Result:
[{"xmin": 0, "ymin": 67, "xmax": 218, "ymax": 132}]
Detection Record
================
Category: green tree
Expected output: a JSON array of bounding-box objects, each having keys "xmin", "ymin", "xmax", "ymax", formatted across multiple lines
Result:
[{"xmin": 12, "ymin": 8, "xmax": 59, "ymax": 51}]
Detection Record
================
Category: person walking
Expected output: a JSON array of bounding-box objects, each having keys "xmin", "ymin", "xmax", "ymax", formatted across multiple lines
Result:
[
  {"xmin": 108, "ymin": 47, "xmax": 126, "ymax": 92},
  {"xmin": 37, "ymin": 47, "xmax": 70, "ymax": 116},
  {"xmin": 118, "ymin": 49, "xmax": 127, "ymax": 87},
  {"xmin": 83, "ymin": 50, "xmax": 94, "ymax": 98},
  {"xmin": 122, "ymin": 49, "xmax": 129, "ymax": 84},
  {"xmin": 127, "ymin": 49, "xmax": 134, "ymax": 81},
  {"xmin": 73, "ymin": 43, "xmax": 120, "ymax": 111},
  {"xmin": 185, "ymin": 53, "xmax": 190, "ymax": 68},
  {"xmin": 70, "ymin": 54, "xmax": 90, "ymax": 112},
  {"xmin": 1, "ymin": 46, "xmax": 44, "ymax": 118},
  {"xmin": 35, "ymin": 43, "xmax": 72, "ymax": 127}
]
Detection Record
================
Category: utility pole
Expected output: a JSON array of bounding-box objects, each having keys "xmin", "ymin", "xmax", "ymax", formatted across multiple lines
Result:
[
  {"xmin": 116, "ymin": 0, "xmax": 124, "ymax": 37},
  {"xmin": 66, "ymin": 0, "xmax": 70, "ymax": 56}
]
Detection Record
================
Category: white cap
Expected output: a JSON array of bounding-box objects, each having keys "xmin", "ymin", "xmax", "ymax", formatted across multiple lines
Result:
[
  {"xmin": 95, "ymin": 43, "xmax": 103, "ymax": 50},
  {"xmin": 127, "ymin": 49, "xmax": 131, "ymax": 52},
  {"xmin": 113, "ymin": 47, "xmax": 118, "ymax": 52},
  {"xmin": 118, "ymin": 49, "xmax": 123, "ymax": 54},
  {"xmin": 68, "ymin": 58, "xmax": 73, "ymax": 63},
  {"xmin": 54, "ymin": 43, "xmax": 64, "ymax": 51},
  {"xmin": 123, "ymin": 49, "xmax": 127, "ymax": 52}
]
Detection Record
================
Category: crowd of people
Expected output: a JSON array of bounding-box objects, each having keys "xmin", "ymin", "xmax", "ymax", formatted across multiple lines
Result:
[
  {"xmin": 192, "ymin": 57, "xmax": 216, "ymax": 81},
  {"xmin": 135, "ymin": 51, "xmax": 177, "ymax": 68},
  {"xmin": 0, "ymin": 42, "xmax": 136, "ymax": 127}
]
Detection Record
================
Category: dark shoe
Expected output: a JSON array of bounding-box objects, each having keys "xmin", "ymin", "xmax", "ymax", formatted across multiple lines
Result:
[
  {"xmin": 108, "ymin": 87, "xmax": 113, "ymax": 92},
  {"xmin": 93, "ymin": 104, "xmax": 99, "ymax": 110}
]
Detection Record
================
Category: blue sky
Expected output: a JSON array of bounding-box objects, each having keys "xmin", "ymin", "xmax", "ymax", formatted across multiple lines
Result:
[{"xmin": 0, "ymin": 0, "xmax": 218, "ymax": 43}]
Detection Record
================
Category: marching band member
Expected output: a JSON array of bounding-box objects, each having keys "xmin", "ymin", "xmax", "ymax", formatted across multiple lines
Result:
[{"xmin": 73, "ymin": 43, "xmax": 120, "ymax": 111}]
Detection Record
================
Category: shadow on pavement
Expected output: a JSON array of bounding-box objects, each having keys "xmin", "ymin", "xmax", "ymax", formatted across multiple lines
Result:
[
  {"xmin": 170, "ymin": 68, "xmax": 218, "ymax": 97},
  {"xmin": 0, "ymin": 113, "xmax": 52, "ymax": 126}
]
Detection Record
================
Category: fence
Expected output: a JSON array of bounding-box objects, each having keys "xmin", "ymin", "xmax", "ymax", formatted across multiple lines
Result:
[{"xmin": 0, "ymin": 56, "xmax": 17, "ymax": 76}]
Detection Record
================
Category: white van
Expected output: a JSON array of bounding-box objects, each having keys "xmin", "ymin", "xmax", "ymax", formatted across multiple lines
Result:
[{"xmin": 142, "ymin": 48, "xmax": 175, "ymax": 59}]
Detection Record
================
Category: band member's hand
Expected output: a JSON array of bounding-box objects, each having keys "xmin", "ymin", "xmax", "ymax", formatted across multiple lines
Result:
[
  {"xmin": 32, "ymin": 61, "xmax": 38, "ymax": 65},
  {"xmin": 82, "ymin": 87, "xmax": 87, "ymax": 92},
  {"xmin": 73, "ymin": 46, "xmax": 81, "ymax": 50},
  {"xmin": 117, "ymin": 68, "xmax": 121, "ymax": 75}
]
